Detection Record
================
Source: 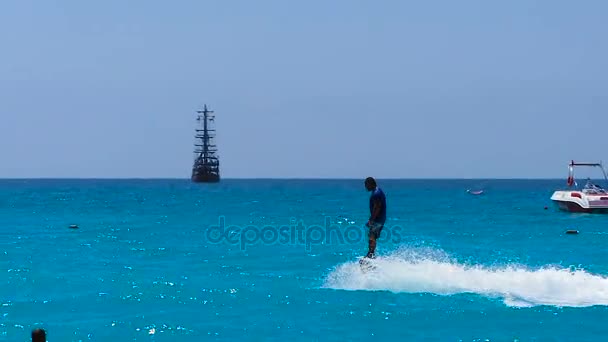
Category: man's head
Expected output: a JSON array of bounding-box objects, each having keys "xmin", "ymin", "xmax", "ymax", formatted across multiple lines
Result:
[{"xmin": 364, "ymin": 177, "xmax": 377, "ymax": 191}]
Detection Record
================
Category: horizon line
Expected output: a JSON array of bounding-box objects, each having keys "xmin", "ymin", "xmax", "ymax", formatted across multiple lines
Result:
[{"xmin": 0, "ymin": 177, "xmax": 573, "ymax": 180}]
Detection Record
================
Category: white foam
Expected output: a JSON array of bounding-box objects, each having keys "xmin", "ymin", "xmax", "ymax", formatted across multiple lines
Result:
[{"xmin": 323, "ymin": 248, "xmax": 608, "ymax": 307}]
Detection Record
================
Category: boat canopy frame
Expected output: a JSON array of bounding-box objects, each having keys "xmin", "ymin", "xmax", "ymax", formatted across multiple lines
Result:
[{"xmin": 566, "ymin": 160, "xmax": 608, "ymax": 188}]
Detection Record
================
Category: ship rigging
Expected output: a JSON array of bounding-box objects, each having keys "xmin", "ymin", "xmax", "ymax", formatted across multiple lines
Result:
[{"xmin": 191, "ymin": 104, "xmax": 220, "ymax": 183}]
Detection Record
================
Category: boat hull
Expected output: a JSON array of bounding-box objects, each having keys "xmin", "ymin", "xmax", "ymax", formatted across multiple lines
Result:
[
  {"xmin": 552, "ymin": 200, "xmax": 608, "ymax": 213},
  {"xmin": 191, "ymin": 173, "xmax": 220, "ymax": 183},
  {"xmin": 551, "ymin": 191, "xmax": 608, "ymax": 213}
]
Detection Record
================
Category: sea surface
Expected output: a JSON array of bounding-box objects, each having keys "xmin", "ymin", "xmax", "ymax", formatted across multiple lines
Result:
[{"xmin": 2, "ymin": 179, "xmax": 608, "ymax": 341}]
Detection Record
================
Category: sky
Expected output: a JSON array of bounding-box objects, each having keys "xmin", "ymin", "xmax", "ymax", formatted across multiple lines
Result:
[{"xmin": 1, "ymin": 0, "xmax": 607, "ymax": 179}]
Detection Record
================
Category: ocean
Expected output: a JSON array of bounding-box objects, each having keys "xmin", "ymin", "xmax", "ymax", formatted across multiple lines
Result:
[{"xmin": 2, "ymin": 179, "xmax": 608, "ymax": 341}]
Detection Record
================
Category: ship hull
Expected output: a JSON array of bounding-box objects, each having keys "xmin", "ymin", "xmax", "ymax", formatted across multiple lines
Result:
[{"xmin": 191, "ymin": 173, "xmax": 220, "ymax": 183}]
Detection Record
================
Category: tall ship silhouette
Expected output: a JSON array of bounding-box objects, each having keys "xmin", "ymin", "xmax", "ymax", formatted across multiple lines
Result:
[{"xmin": 191, "ymin": 104, "xmax": 220, "ymax": 183}]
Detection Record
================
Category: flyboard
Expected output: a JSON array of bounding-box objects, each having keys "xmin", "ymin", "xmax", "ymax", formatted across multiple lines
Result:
[{"xmin": 359, "ymin": 257, "xmax": 377, "ymax": 273}]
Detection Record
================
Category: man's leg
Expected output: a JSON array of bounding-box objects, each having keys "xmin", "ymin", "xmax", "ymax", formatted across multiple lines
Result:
[
  {"xmin": 367, "ymin": 235, "xmax": 376, "ymax": 258},
  {"xmin": 366, "ymin": 223, "xmax": 382, "ymax": 258}
]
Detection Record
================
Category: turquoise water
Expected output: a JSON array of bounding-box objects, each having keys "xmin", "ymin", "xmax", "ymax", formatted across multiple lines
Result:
[{"xmin": 2, "ymin": 179, "xmax": 608, "ymax": 341}]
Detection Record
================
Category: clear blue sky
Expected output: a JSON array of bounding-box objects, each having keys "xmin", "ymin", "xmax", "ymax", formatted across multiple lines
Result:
[{"xmin": 1, "ymin": 0, "xmax": 607, "ymax": 178}]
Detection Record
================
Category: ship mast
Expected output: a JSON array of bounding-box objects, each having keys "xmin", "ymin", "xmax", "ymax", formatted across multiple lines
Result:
[
  {"xmin": 192, "ymin": 104, "xmax": 220, "ymax": 182},
  {"xmin": 194, "ymin": 104, "xmax": 217, "ymax": 162}
]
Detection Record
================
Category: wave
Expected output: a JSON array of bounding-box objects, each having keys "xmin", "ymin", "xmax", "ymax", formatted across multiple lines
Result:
[{"xmin": 323, "ymin": 248, "xmax": 608, "ymax": 308}]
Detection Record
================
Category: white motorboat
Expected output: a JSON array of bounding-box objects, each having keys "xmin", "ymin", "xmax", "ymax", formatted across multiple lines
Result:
[{"xmin": 550, "ymin": 161, "xmax": 608, "ymax": 213}]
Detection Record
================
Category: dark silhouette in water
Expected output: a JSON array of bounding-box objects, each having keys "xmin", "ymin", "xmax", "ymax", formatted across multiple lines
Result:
[{"xmin": 32, "ymin": 328, "xmax": 46, "ymax": 342}]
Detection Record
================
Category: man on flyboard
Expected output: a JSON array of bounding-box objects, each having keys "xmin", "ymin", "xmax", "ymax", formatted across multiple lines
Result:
[{"xmin": 362, "ymin": 177, "xmax": 386, "ymax": 260}]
